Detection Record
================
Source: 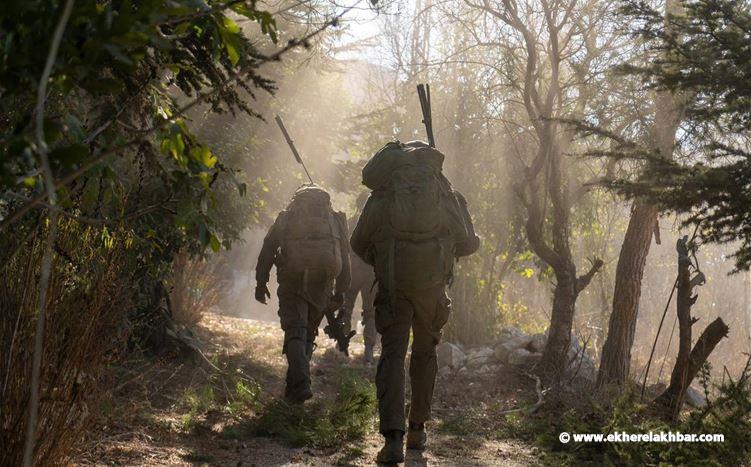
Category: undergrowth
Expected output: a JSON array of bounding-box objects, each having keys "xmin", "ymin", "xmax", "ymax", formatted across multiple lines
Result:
[
  {"xmin": 179, "ymin": 365, "xmax": 262, "ymax": 432},
  {"xmin": 254, "ymin": 368, "xmax": 377, "ymax": 448},
  {"xmin": 527, "ymin": 361, "xmax": 751, "ymax": 466}
]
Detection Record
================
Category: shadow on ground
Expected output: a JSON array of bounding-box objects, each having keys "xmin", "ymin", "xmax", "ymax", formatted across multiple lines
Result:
[{"xmin": 76, "ymin": 313, "xmax": 540, "ymax": 466}]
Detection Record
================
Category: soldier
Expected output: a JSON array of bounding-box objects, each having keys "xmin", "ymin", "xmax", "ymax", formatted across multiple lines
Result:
[
  {"xmin": 341, "ymin": 192, "xmax": 378, "ymax": 364},
  {"xmin": 351, "ymin": 141, "xmax": 479, "ymax": 464},
  {"xmin": 255, "ymin": 184, "xmax": 351, "ymax": 404}
]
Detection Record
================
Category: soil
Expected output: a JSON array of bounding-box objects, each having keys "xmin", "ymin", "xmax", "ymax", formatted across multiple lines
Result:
[{"xmin": 74, "ymin": 313, "xmax": 542, "ymax": 466}]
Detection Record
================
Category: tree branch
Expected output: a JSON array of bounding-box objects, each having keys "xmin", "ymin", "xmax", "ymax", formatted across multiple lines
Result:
[
  {"xmin": 576, "ymin": 257, "xmax": 604, "ymax": 293},
  {"xmin": 22, "ymin": 1, "xmax": 75, "ymax": 465}
]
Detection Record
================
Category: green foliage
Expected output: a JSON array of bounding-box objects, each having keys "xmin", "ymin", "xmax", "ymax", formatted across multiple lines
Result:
[
  {"xmin": 180, "ymin": 385, "xmax": 215, "ymax": 432},
  {"xmin": 179, "ymin": 370, "xmax": 262, "ymax": 433},
  {"xmin": 0, "ymin": 0, "xmax": 292, "ymax": 357},
  {"xmin": 608, "ymin": 0, "xmax": 751, "ymax": 270},
  {"xmin": 227, "ymin": 378, "xmax": 263, "ymax": 415},
  {"xmin": 255, "ymin": 368, "xmax": 376, "ymax": 448},
  {"xmin": 530, "ymin": 364, "xmax": 751, "ymax": 465},
  {"xmin": 436, "ymin": 415, "xmax": 474, "ymax": 436}
]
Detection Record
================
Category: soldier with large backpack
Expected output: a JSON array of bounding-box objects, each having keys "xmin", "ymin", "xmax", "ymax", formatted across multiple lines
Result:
[
  {"xmin": 255, "ymin": 185, "xmax": 351, "ymax": 404},
  {"xmin": 351, "ymin": 141, "xmax": 479, "ymax": 463}
]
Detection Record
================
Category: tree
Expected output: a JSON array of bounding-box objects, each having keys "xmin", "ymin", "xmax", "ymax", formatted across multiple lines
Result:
[
  {"xmin": 459, "ymin": 0, "xmax": 615, "ymax": 374},
  {"xmin": 603, "ymin": 0, "xmax": 751, "ymax": 272},
  {"xmin": 0, "ymin": 1, "xmax": 341, "ymax": 463},
  {"xmin": 597, "ymin": 0, "xmax": 689, "ymax": 388}
]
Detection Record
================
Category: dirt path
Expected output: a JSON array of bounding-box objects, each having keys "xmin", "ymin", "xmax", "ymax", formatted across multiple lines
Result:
[{"xmin": 76, "ymin": 313, "xmax": 541, "ymax": 466}]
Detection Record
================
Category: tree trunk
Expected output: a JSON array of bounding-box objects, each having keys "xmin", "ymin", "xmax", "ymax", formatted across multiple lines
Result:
[
  {"xmin": 540, "ymin": 267, "xmax": 577, "ymax": 374},
  {"xmin": 597, "ymin": 201, "xmax": 658, "ymax": 386},
  {"xmin": 653, "ymin": 240, "xmax": 728, "ymax": 421},
  {"xmin": 596, "ymin": 0, "xmax": 688, "ymax": 389}
]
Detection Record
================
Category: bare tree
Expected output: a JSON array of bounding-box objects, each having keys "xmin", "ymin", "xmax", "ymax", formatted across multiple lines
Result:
[{"xmin": 459, "ymin": 0, "xmax": 616, "ymax": 375}]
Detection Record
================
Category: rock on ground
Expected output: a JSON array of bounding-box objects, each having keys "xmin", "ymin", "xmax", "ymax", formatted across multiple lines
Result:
[
  {"xmin": 437, "ymin": 342, "xmax": 466, "ymax": 369},
  {"xmin": 466, "ymin": 347, "xmax": 494, "ymax": 368},
  {"xmin": 508, "ymin": 348, "xmax": 542, "ymax": 366}
]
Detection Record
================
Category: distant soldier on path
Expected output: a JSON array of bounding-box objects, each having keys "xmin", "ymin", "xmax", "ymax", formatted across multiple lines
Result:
[
  {"xmin": 255, "ymin": 185, "xmax": 351, "ymax": 403},
  {"xmin": 351, "ymin": 141, "xmax": 479, "ymax": 464},
  {"xmin": 341, "ymin": 192, "xmax": 378, "ymax": 364}
]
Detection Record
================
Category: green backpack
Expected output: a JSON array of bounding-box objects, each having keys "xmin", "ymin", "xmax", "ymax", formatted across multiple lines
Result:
[
  {"xmin": 279, "ymin": 185, "xmax": 343, "ymax": 284},
  {"xmin": 363, "ymin": 141, "xmax": 468, "ymax": 291}
]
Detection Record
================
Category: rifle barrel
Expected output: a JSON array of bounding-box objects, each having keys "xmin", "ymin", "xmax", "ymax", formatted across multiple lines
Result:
[
  {"xmin": 275, "ymin": 115, "xmax": 314, "ymax": 184},
  {"xmin": 417, "ymin": 84, "xmax": 436, "ymax": 147}
]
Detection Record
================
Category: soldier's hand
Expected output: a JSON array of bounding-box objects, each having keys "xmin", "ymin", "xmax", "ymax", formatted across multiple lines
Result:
[
  {"xmin": 330, "ymin": 292, "xmax": 344, "ymax": 310},
  {"xmin": 255, "ymin": 283, "xmax": 271, "ymax": 304}
]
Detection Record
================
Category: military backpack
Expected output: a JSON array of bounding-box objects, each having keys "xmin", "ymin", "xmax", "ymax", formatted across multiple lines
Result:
[
  {"xmin": 279, "ymin": 185, "xmax": 343, "ymax": 284},
  {"xmin": 362, "ymin": 141, "xmax": 468, "ymax": 291}
]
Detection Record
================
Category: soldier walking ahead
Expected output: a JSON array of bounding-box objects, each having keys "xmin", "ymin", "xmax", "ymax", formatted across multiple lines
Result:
[
  {"xmin": 341, "ymin": 192, "xmax": 378, "ymax": 365},
  {"xmin": 351, "ymin": 141, "xmax": 479, "ymax": 463},
  {"xmin": 255, "ymin": 184, "xmax": 351, "ymax": 403}
]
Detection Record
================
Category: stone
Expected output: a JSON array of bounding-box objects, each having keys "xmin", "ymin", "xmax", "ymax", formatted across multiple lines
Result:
[
  {"xmin": 508, "ymin": 348, "xmax": 542, "ymax": 366},
  {"xmin": 493, "ymin": 342, "xmax": 514, "ymax": 363},
  {"xmin": 526, "ymin": 333, "xmax": 547, "ymax": 353},
  {"xmin": 478, "ymin": 364, "xmax": 491, "ymax": 373},
  {"xmin": 437, "ymin": 342, "xmax": 466, "ymax": 369},
  {"xmin": 493, "ymin": 336, "xmax": 533, "ymax": 363},
  {"xmin": 685, "ymin": 386, "xmax": 708, "ymax": 408},
  {"xmin": 499, "ymin": 326, "xmax": 526, "ymax": 341},
  {"xmin": 465, "ymin": 347, "xmax": 493, "ymax": 368},
  {"xmin": 438, "ymin": 366, "xmax": 452, "ymax": 378}
]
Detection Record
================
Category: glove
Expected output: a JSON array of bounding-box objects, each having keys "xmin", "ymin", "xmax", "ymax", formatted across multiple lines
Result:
[
  {"xmin": 255, "ymin": 283, "xmax": 271, "ymax": 304},
  {"xmin": 330, "ymin": 291, "xmax": 345, "ymax": 310}
]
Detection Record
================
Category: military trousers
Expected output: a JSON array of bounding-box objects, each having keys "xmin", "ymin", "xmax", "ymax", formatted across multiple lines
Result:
[
  {"xmin": 341, "ymin": 269, "xmax": 377, "ymax": 348},
  {"xmin": 278, "ymin": 286, "xmax": 326, "ymax": 400},
  {"xmin": 374, "ymin": 283, "xmax": 451, "ymax": 433}
]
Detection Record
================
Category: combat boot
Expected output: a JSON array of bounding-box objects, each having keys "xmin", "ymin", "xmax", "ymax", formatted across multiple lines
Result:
[
  {"xmin": 284, "ymin": 384, "xmax": 313, "ymax": 404},
  {"xmin": 376, "ymin": 430, "xmax": 404, "ymax": 464},
  {"xmin": 363, "ymin": 343, "xmax": 374, "ymax": 365},
  {"xmin": 406, "ymin": 422, "xmax": 426, "ymax": 450}
]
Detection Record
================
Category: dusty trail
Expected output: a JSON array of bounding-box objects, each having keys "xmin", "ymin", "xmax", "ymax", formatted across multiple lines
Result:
[{"xmin": 76, "ymin": 313, "xmax": 541, "ymax": 466}]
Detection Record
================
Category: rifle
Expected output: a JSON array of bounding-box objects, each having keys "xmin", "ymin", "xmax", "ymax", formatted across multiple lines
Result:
[
  {"xmin": 417, "ymin": 83, "xmax": 435, "ymax": 148},
  {"xmin": 323, "ymin": 300, "xmax": 356, "ymax": 356},
  {"xmin": 275, "ymin": 115, "xmax": 314, "ymax": 184}
]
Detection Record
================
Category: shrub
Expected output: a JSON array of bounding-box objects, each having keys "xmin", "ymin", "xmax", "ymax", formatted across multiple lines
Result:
[
  {"xmin": 534, "ymin": 361, "xmax": 751, "ymax": 465},
  {"xmin": 168, "ymin": 251, "xmax": 228, "ymax": 327},
  {"xmin": 255, "ymin": 368, "xmax": 376, "ymax": 448},
  {"xmin": 0, "ymin": 220, "xmax": 131, "ymax": 465}
]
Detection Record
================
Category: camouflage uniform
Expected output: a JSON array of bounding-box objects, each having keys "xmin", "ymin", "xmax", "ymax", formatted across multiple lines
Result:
[
  {"xmin": 256, "ymin": 207, "xmax": 351, "ymax": 402},
  {"xmin": 350, "ymin": 190, "xmax": 478, "ymax": 434}
]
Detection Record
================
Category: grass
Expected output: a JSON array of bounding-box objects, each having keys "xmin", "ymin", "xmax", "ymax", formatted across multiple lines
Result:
[
  {"xmin": 255, "ymin": 368, "xmax": 377, "ymax": 448},
  {"xmin": 179, "ymin": 371, "xmax": 262, "ymax": 433}
]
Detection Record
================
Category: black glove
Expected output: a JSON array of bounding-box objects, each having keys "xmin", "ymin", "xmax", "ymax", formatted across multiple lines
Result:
[
  {"xmin": 255, "ymin": 283, "xmax": 271, "ymax": 304},
  {"xmin": 330, "ymin": 291, "xmax": 345, "ymax": 310}
]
